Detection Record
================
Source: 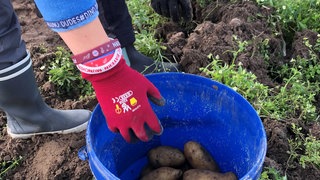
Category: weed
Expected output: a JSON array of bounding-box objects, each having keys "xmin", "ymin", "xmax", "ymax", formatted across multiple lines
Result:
[
  {"xmin": 286, "ymin": 123, "xmax": 320, "ymax": 170},
  {"xmin": 134, "ymin": 32, "xmax": 168, "ymax": 62},
  {"xmin": 256, "ymin": 0, "xmax": 320, "ymax": 33},
  {"xmin": 259, "ymin": 167, "xmax": 287, "ymax": 180},
  {"xmin": 196, "ymin": 0, "xmax": 211, "ymax": 8},
  {"xmin": 127, "ymin": 0, "xmax": 177, "ymax": 71},
  {"xmin": 0, "ymin": 156, "xmax": 22, "ymax": 179},
  {"xmin": 268, "ymin": 36, "xmax": 320, "ymax": 121},
  {"xmin": 48, "ymin": 47, "xmax": 94, "ymax": 97},
  {"xmin": 300, "ymin": 135, "xmax": 320, "ymax": 169},
  {"xmin": 37, "ymin": 44, "xmax": 48, "ymax": 54},
  {"xmin": 224, "ymin": 35, "xmax": 249, "ymax": 64},
  {"xmin": 200, "ymin": 55, "xmax": 269, "ymax": 114},
  {"xmin": 257, "ymin": 38, "xmax": 271, "ymax": 62},
  {"xmin": 286, "ymin": 123, "xmax": 303, "ymax": 170},
  {"xmin": 262, "ymin": 68, "xmax": 318, "ymax": 120},
  {"xmin": 201, "ymin": 30, "xmax": 319, "ymax": 121},
  {"xmin": 127, "ymin": 0, "xmax": 165, "ymax": 32},
  {"xmin": 289, "ymin": 36, "xmax": 320, "ymax": 82}
]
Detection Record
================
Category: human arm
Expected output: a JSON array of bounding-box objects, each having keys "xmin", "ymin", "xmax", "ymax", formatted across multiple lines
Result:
[{"xmin": 34, "ymin": 0, "xmax": 165, "ymax": 142}]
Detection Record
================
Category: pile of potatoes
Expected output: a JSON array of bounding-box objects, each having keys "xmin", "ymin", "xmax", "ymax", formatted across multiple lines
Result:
[{"xmin": 139, "ymin": 141, "xmax": 238, "ymax": 180}]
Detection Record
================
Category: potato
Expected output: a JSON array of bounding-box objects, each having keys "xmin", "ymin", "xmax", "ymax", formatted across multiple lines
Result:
[
  {"xmin": 140, "ymin": 167, "xmax": 183, "ymax": 180},
  {"xmin": 223, "ymin": 172, "xmax": 238, "ymax": 180},
  {"xmin": 148, "ymin": 146, "xmax": 186, "ymax": 168},
  {"xmin": 183, "ymin": 169, "xmax": 238, "ymax": 180},
  {"xmin": 184, "ymin": 141, "xmax": 219, "ymax": 171}
]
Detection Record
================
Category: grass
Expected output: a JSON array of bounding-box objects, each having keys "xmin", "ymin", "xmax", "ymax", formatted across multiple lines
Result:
[{"xmin": 0, "ymin": 156, "xmax": 22, "ymax": 179}]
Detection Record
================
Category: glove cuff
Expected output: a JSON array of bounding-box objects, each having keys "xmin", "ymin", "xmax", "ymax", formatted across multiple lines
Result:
[{"xmin": 81, "ymin": 58, "xmax": 127, "ymax": 82}]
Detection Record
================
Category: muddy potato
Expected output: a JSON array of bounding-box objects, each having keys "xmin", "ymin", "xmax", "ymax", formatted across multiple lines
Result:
[
  {"xmin": 148, "ymin": 146, "xmax": 186, "ymax": 168},
  {"xmin": 223, "ymin": 172, "xmax": 238, "ymax": 180},
  {"xmin": 140, "ymin": 167, "xmax": 183, "ymax": 180},
  {"xmin": 184, "ymin": 141, "xmax": 220, "ymax": 171},
  {"xmin": 183, "ymin": 169, "xmax": 238, "ymax": 180}
]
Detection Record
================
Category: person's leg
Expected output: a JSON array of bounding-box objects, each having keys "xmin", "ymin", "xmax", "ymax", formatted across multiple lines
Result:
[
  {"xmin": 0, "ymin": 0, "xmax": 90, "ymax": 139},
  {"xmin": 97, "ymin": 0, "xmax": 180, "ymax": 74},
  {"xmin": 0, "ymin": 0, "xmax": 27, "ymax": 69},
  {"xmin": 97, "ymin": 0, "xmax": 135, "ymax": 47}
]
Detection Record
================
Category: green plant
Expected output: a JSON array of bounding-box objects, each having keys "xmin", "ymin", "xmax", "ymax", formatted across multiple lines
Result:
[
  {"xmin": 262, "ymin": 68, "xmax": 319, "ymax": 120},
  {"xmin": 200, "ymin": 55, "xmax": 269, "ymax": 113},
  {"xmin": 284, "ymin": 36, "xmax": 320, "ymax": 83},
  {"xmin": 47, "ymin": 47, "xmax": 94, "ymax": 97},
  {"xmin": 127, "ymin": 0, "xmax": 184, "ymax": 66},
  {"xmin": 263, "ymin": 36, "xmax": 320, "ymax": 121},
  {"xmin": 286, "ymin": 123, "xmax": 303, "ymax": 171},
  {"xmin": 225, "ymin": 35, "xmax": 249, "ymax": 64},
  {"xmin": 300, "ymin": 135, "xmax": 320, "ymax": 169},
  {"xmin": 286, "ymin": 123, "xmax": 320, "ymax": 171},
  {"xmin": 254, "ymin": 38, "xmax": 271, "ymax": 62},
  {"xmin": 0, "ymin": 156, "xmax": 22, "ymax": 178},
  {"xmin": 135, "ymin": 32, "xmax": 169, "ymax": 62},
  {"xmin": 196, "ymin": 0, "xmax": 211, "ymax": 8},
  {"xmin": 127, "ymin": 0, "xmax": 165, "ymax": 32},
  {"xmin": 256, "ymin": 0, "xmax": 320, "ymax": 33},
  {"xmin": 201, "ymin": 35, "xmax": 277, "ymax": 117},
  {"xmin": 265, "ymin": 36, "xmax": 320, "ymax": 120},
  {"xmin": 201, "ymin": 33, "xmax": 320, "ymax": 121},
  {"xmin": 260, "ymin": 167, "xmax": 287, "ymax": 180},
  {"xmin": 127, "ymin": 0, "xmax": 177, "ymax": 70}
]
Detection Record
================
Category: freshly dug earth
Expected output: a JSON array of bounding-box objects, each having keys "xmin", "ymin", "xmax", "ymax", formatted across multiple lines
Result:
[{"xmin": 0, "ymin": 0, "xmax": 319, "ymax": 179}]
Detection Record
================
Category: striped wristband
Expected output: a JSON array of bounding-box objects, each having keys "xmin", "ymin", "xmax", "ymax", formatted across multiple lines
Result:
[
  {"xmin": 76, "ymin": 47, "xmax": 123, "ymax": 74},
  {"xmin": 72, "ymin": 39, "xmax": 121, "ymax": 64}
]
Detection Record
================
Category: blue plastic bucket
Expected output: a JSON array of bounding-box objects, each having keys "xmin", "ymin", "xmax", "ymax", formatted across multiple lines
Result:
[{"xmin": 79, "ymin": 73, "xmax": 267, "ymax": 180}]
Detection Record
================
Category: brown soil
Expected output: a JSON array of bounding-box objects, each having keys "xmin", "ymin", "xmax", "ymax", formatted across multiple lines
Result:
[{"xmin": 0, "ymin": 0, "xmax": 319, "ymax": 179}]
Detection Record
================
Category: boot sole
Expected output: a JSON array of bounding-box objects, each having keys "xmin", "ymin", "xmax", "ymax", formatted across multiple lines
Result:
[{"xmin": 7, "ymin": 121, "xmax": 88, "ymax": 139}]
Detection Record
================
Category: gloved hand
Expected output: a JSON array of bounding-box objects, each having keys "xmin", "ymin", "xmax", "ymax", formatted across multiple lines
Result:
[
  {"xmin": 81, "ymin": 52, "xmax": 165, "ymax": 143},
  {"xmin": 150, "ymin": 0, "xmax": 193, "ymax": 22}
]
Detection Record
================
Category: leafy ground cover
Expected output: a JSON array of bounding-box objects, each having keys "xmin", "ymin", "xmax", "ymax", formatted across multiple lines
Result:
[{"xmin": 0, "ymin": 0, "xmax": 319, "ymax": 179}]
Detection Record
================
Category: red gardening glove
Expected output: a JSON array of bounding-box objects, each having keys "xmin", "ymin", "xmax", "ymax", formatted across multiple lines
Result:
[{"xmin": 81, "ymin": 59, "xmax": 165, "ymax": 143}]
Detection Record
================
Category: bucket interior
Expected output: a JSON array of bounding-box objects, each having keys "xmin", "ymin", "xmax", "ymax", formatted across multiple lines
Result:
[{"xmin": 86, "ymin": 73, "xmax": 267, "ymax": 180}]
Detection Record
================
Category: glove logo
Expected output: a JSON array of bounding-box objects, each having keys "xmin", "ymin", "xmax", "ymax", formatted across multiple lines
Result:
[
  {"xmin": 115, "ymin": 104, "xmax": 122, "ymax": 114},
  {"xmin": 130, "ymin": 97, "xmax": 137, "ymax": 106},
  {"xmin": 112, "ymin": 90, "xmax": 140, "ymax": 114}
]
